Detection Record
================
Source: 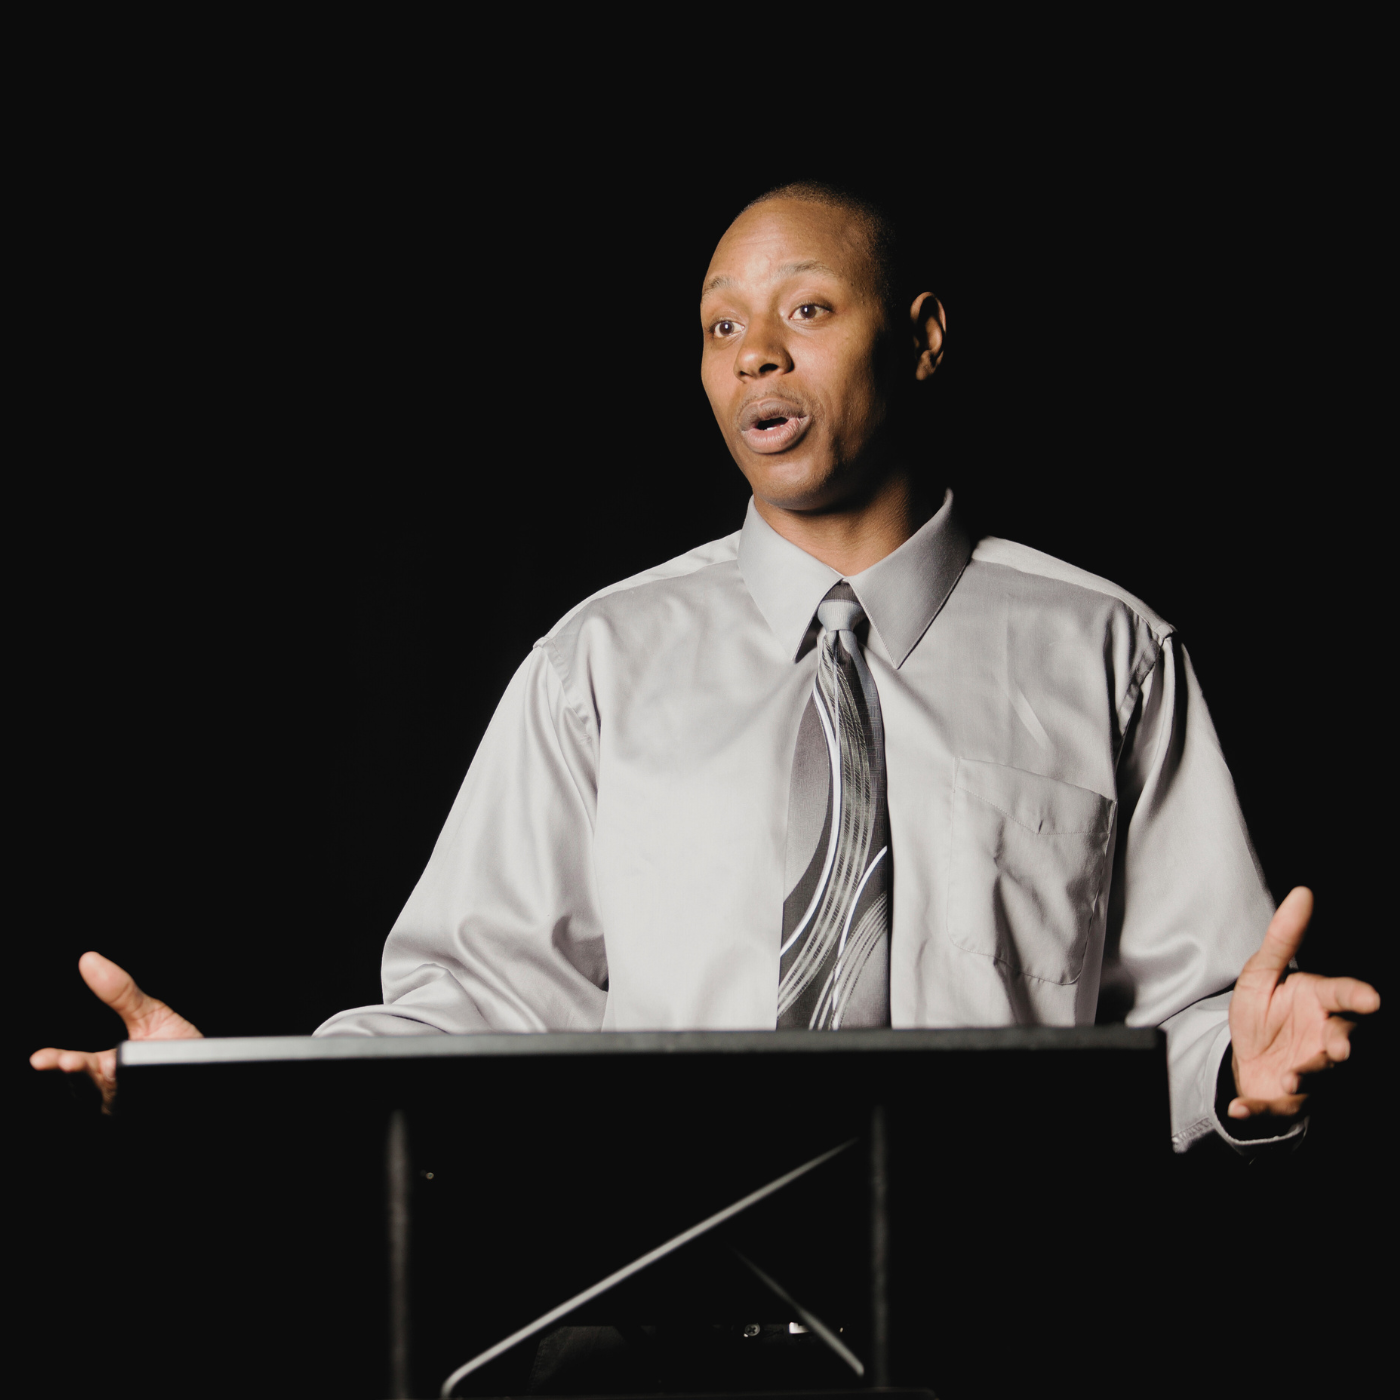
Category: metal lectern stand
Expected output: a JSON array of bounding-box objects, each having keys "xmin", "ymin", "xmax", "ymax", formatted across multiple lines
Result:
[{"xmin": 118, "ymin": 1026, "xmax": 1167, "ymax": 1400}]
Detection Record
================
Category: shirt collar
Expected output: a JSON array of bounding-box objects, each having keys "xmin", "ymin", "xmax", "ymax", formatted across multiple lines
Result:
[{"xmin": 736, "ymin": 488, "xmax": 972, "ymax": 668}]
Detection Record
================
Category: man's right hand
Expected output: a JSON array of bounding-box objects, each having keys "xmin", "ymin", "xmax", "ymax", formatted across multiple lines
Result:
[{"xmin": 30, "ymin": 951, "xmax": 202, "ymax": 1111}]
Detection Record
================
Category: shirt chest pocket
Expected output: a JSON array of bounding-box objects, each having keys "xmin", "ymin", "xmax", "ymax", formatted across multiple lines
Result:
[{"xmin": 946, "ymin": 759, "xmax": 1117, "ymax": 986}]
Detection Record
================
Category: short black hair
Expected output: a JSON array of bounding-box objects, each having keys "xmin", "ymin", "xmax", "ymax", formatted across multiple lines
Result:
[{"xmin": 738, "ymin": 179, "xmax": 909, "ymax": 318}]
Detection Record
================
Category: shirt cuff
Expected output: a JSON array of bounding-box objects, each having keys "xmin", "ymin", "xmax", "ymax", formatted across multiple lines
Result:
[{"xmin": 1211, "ymin": 1037, "xmax": 1307, "ymax": 1154}]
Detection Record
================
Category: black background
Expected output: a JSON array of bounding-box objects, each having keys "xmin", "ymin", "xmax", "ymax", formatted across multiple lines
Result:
[{"xmin": 12, "ymin": 33, "xmax": 1391, "ymax": 1400}]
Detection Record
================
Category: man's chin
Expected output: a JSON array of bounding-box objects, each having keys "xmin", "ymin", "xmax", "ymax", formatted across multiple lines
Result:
[{"xmin": 742, "ymin": 457, "xmax": 849, "ymax": 516}]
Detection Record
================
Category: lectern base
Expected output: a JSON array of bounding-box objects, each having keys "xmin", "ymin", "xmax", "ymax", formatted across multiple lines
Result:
[{"xmin": 511, "ymin": 1320, "xmax": 871, "ymax": 1399}]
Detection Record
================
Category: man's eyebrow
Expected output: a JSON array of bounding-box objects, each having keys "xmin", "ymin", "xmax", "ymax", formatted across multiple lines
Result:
[
  {"xmin": 699, "ymin": 260, "xmax": 842, "ymax": 303},
  {"xmin": 700, "ymin": 274, "xmax": 736, "ymax": 301}
]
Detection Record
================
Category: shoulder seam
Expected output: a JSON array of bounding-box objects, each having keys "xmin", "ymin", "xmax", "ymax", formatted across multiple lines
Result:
[
  {"xmin": 537, "ymin": 634, "xmax": 599, "ymax": 758},
  {"xmin": 971, "ymin": 536, "xmax": 1174, "ymax": 639},
  {"xmin": 538, "ymin": 533, "xmax": 742, "ymax": 643},
  {"xmin": 534, "ymin": 543, "xmax": 739, "ymax": 734}
]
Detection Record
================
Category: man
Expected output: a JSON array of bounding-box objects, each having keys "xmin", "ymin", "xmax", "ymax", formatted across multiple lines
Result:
[{"xmin": 33, "ymin": 181, "xmax": 1379, "ymax": 1153}]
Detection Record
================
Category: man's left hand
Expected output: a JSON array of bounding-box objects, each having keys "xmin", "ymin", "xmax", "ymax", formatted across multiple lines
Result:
[{"xmin": 1228, "ymin": 887, "xmax": 1381, "ymax": 1122}]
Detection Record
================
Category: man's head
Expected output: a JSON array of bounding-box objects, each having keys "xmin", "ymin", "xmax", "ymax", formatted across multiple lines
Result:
[{"xmin": 700, "ymin": 182, "xmax": 945, "ymax": 518}]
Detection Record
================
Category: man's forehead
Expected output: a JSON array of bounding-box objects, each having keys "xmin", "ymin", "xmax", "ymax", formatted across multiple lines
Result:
[
  {"xmin": 700, "ymin": 200, "xmax": 872, "ymax": 301},
  {"xmin": 701, "ymin": 259, "xmax": 841, "ymax": 299}
]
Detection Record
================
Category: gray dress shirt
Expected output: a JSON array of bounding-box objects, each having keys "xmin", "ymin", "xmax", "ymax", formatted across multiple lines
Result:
[{"xmin": 319, "ymin": 492, "xmax": 1299, "ymax": 1153}]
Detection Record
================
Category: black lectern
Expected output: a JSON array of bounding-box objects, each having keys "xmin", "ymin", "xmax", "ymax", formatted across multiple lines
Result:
[{"xmin": 117, "ymin": 1027, "xmax": 1168, "ymax": 1399}]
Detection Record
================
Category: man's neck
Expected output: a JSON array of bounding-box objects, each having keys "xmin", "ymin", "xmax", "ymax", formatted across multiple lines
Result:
[{"xmin": 753, "ymin": 468, "xmax": 937, "ymax": 576}]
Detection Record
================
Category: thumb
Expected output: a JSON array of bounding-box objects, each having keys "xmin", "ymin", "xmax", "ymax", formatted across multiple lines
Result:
[
  {"xmin": 1247, "ymin": 886, "xmax": 1314, "ymax": 978},
  {"xmin": 77, "ymin": 951, "xmax": 200, "ymax": 1041}
]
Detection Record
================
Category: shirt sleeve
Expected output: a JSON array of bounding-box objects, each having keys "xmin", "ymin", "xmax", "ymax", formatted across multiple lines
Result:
[
  {"xmin": 1109, "ymin": 633, "xmax": 1304, "ymax": 1154},
  {"xmin": 315, "ymin": 643, "xmax": 608, "ymax": 1037}
]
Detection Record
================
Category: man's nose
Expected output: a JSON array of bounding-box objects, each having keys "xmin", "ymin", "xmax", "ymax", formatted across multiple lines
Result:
[{"xmin": 734, "ymin": 316, "xmax": 793, "ymax": 379}]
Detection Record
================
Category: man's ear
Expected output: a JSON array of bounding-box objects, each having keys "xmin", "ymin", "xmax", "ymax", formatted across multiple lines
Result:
[{"xmin": 910, "ymin": 292, "xmax": 946, "ymax": 381}]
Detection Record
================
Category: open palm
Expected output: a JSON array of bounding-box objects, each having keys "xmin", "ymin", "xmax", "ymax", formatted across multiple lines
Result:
[
  {"xmin": 1227, "ymin": 887, "xmax": 1380, "ymax": 1120},
  {"xmin": 30, "ymin": 952, "xmax": 202, "ymax": 1111}
]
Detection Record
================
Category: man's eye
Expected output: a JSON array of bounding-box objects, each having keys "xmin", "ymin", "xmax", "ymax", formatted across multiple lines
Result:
[
  {"xmin": 794, "ymin": 304, "xmax": 825, "ymax": 320},
  {"xmin": 713, "ymin": 319, "xmax": 737, "ymax": 337}
]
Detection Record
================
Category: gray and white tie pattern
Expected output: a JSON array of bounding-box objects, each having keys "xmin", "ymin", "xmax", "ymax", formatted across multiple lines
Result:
[{"xmin": 779, "ymin": 582, "xmax": 892, "ymax": 1029}]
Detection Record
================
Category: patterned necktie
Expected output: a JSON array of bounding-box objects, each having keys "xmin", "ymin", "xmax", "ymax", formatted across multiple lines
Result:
[{"xmin": 779, "ymin": 582, "xmax": 892, "ymax": 1029}]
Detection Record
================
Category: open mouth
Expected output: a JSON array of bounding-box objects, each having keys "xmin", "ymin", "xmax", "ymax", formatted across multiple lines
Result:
[{"xmin": 738, "ymin": 399, "xmax": 813, "ymax": 454}]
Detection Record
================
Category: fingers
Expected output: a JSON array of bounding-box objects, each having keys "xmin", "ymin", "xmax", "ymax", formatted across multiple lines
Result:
[
  {"xmin": 1228, "ymin": 1093, "xmax": 1306, "ymax": 1122},
  {"xmin": 1315, "ymin": 976, "xmax": 1381, "ymax": 1016},
  {"xmin": 1323, "ymin": 1016, "xmax": 1356, "ymax": 1063},
  {"xmin": 1231, "ymin": 1017, "xmax": 1362, "ymax": 1117},
  {"xmin": 1245, "ymin": 887, "xmax": 1315, "ymax": 977},
  {"xmin": 30, "ymin": 1046, "xmax": 118, "ymax": 1106},
  {"xmin": 1285, "ymin": 1021, "xmax": 1359, "ymax": 1084}
]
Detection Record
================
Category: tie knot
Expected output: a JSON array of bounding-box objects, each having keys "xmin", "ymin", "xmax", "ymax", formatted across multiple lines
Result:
[{"xmin": 816, "ymin": 583, "xmax": 865, "ymax": 635}]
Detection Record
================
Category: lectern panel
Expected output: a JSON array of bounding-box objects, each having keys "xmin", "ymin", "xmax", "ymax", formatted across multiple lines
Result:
[{"xmin": 114, "ymin": 1028, "xmax": 1168, "ymax": 1399}]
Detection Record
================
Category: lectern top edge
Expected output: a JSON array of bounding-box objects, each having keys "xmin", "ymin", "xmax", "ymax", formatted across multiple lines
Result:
[{"xmin": 118, "ymin": 1024, "xmax": 1160, "ymax": 1069}]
